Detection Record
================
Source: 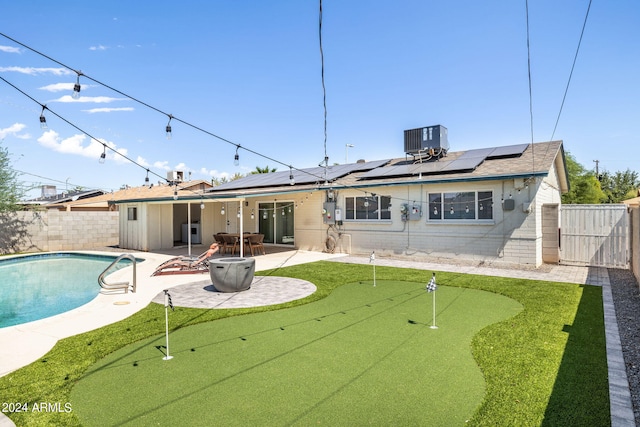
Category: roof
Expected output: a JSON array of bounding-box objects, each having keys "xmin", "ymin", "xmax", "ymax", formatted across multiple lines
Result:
[
  {"xmin": 204, "ymin": 140, "xmax": 568, "ymax": 198},
  {"xmin": 22, "ymin": 189, "xmax": 106, "ymax": 205},
  {"xmin": 109, "ymin": 141, "xmax": 568, "ymax": 204},
  {"xmin": 55, "ymin": 180, "xmax": 213, "ymax": 207}
]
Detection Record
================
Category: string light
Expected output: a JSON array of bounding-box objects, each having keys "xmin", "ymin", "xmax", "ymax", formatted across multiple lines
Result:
[
  {"xmin": 251, "ymin": 209, "xmax": 255, "ymax": 220},
  {"xmin": 173, "ymin": 188, "xmax": 178, "ymax": 200},
  {"xmin": 39, "ymin": 105, "xmax": 47, "ymax": 129},
  {"xmin": 99, "ymin": 145, "xmax": 106, "ymax": 164},
  {"xmin": 166, "ymin": 114, "xmax": 173, "ymax": 139},
  {"xmin": 200, "ymin": 198, "xmax": 205, "ymax": 210},
  {"xmin": 220, "ymin": 204, "xmax": 225, "ymax": 215},
  {"xmin": 72, "ymin": 71, "xmax": 82, "ymax": 99},
  {"xmin": 289, "ymin": 166, "xmax": 295, "ymax": 185},
  {"xmin": 234, "ymin": 145, "xmax": 240, "ymax": 166},
  {"xmin": 144, "ymin": 169, "xmax": 150, "ymax": 186}
]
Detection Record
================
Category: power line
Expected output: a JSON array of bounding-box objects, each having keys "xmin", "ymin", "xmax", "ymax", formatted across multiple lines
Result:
[{"xmin": 550, "ymin": 0, "xmax": 592, "ymax": 141}]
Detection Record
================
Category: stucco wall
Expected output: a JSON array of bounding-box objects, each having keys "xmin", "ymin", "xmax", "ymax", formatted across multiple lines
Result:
[{"xmin": 11, "ymin": 210, "xmax": 119, "ymax": 253}]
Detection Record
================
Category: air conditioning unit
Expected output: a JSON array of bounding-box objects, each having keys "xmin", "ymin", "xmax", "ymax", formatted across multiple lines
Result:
[
  {"xmin": 167, "ymin": 171, "xmax": 184, "ymax": 183},
  {"xmin": 404, "ymin": 125, "xmax": 449, "ymax": 158}
]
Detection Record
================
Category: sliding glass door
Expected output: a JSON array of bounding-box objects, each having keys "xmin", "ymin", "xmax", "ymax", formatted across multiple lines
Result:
[{"xmin": 258, "ymin": 202, "xmax": 294, "ymax": 245}]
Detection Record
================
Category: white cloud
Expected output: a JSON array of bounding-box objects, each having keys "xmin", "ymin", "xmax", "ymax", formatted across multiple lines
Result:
[
  {"xmin": 52, "ymin": 95, "xmax": 128, "ymax": 103},
  {"xmin": 82, "ymin": 107, "xmax": 134, "ymax": 114},
  {"xmin": 154, "ymin": 161, "xmax": 171, "ymax": 171},
  {"xmin": 89, "ymin": 45, "xmax": 108, "ymax": 51},
  {"xmin": 0, "ymin": 123, "xmax": 29, "ymax": 140},
  {"xmin": 0, "ymin": 45, "xmax": 21, "ymax": 53},
  {"xmin": 36, "ymin": 130, "xmax": 128, "ymax": 164},
  {"xmin": 0, "ymin": 66, "xmax": 72, "ymax": 76},
  {"xmin": 136, "ymin": 156, "xmax": 150, "ymax": 168},
  {"xmin": 200, "ymin": 167, "xmax": 230, "ymax": 180}
]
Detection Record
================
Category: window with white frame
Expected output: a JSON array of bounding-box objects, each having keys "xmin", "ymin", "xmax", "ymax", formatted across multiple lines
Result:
[
  {"xmin": 428, "ymin": 191, "xmax": 493, "ymax": 220},
  {"xmin": 345, "ymin": 195, "xmax": 391, "ymax": 220},
  {"xmin": 127, "ymin": 207, "xmax": 138, "ymax": 221}
]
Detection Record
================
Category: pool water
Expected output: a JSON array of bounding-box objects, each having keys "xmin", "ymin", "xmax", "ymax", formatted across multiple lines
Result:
[{"xmin": 0, "ymin": 253, "xmax": 132, "ymax": 328}]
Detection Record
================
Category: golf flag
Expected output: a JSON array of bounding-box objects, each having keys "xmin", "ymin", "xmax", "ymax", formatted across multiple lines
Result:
[
  {"xmin": 164, "ymin": 289, "xmax": 174, "ymax": 311},
  {"xmin": 426, "ymin": 273, "xmax": 437, "ymax": 292},
  {"xmin": 369, "ymin": 251, "xmax": 375, "ymax": 263}
]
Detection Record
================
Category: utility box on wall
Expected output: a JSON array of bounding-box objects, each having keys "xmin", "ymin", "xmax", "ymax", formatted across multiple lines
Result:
[
  {"xmin": 323, "ymin": 202, "xmax": 336, "ymax": 224},
  {"xmin": 401, "ymin": 203, "xmax": 422, "ymax": 221}
]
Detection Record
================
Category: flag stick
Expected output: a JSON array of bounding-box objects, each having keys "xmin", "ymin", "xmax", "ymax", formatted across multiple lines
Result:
[
  {"xmin": 430, "ymin": 289, "xmax": 438, "ymax": 329},
  {"xmin": 370, "ymin": 251, "xmax": 376, "ymax": 287},
  {"xmin": 163, "ymin": 290, "xmax": 174, "ymax": 360}
]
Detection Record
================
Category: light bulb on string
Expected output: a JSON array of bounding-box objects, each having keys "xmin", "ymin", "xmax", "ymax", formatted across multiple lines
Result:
[
  {"xmin": 200, "ymin": 199, "xmax": 205, "ymax": 210},
  {"xmin": 72, "ymin": 72, "xmax": 82, "ymax": 99},
  {"xmin": 144, "ymin": 169, "xmax": 150, "ymax": 187},
  {"xmin": 99, "ymin": 145, "xmax": 106, "ymax": 164},
  {"xmin": 165, "ymin": 115, "xmax": 173, "ymax": 139},
  {"xmin": 173, "ymin": 190, "xmax": 178, "ymax": 201},
  {"xmin": 289, "ymin": 166, "xmax": 295, "ymax": 185},
  {"xmin": 234, "ymin": 145, "xmax": 240, "ymax": 166},
  {"xmin": 433, "ymin": 206, "xmax": 438, "ymax": 216},
  {"xmin": 221, "ymin": 205, "xmax": 225, "ymax": 215},
  {"xmin": 263, "ymin": 210, "xmax": 267, "ymax": 220},
  {"xmin": 251, "ymin": 209, "xmax": 255, "ymax": 220},
  {"xmin": 39, "ymin": 105, "xmax": 48, "ymax": 129}
]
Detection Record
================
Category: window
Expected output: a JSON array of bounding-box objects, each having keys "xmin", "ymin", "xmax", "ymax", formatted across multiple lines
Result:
[
  {"xmin": 345, "ymin": 195, "xmax": 391, "ymax": 220},
  {"xmin": 127, "ymin": 207, "xmax": 137, "ymax": 221},
  {"xmin": 428, "ymin": 191, "xmax": 493, "ymax": 221}
]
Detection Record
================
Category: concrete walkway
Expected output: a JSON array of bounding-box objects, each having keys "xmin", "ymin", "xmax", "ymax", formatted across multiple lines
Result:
[{"xmin": 0, "ymin": 251, "xmax": 635, "ymax": 427}]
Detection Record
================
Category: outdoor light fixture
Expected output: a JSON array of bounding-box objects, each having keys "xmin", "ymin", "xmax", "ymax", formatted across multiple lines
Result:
[
  {"xmin": 234, "ymin": 145, "xmax": 240, "ymax": 166},
  {"xmin": 99, "ymin": 145, "xmax": 106, "ymax": 164},
  {"xmin": 39, "ymin": 105, "xmax": 47, "ymax": 129},
  {"xmin": 237, "ymin": 207, "xmax": 240, "ymax": 218},
  {"xmin": 145, "ymin": 169, "xmax": 150, "ymax": 186},
  {"xmin": 173, "ymin": 189, "xmax": 178, "ymax": 201},
  {"xmin": 263, "ymin": 210, "xmax": 267, "ymax": 220},
  {"xmin": 200, "ymin": 199, "xmax": 205, "ymax": 210},
  {"xmin": 251, "ymin": 209, "xmax": 255, "ymax": 220},
  {"xmin": 221, "ymin": 205, "xmax": 225, "ymax": 215},
  {"xmin": 289, "ymin": 166, "xmax": 295, "ymax": 185},
  {"xmin": 166, "ymin": 115, "xmax": 173, "ymax": 139},
  {"xmin": 72, "ymin": 72, "xmax": 82, "ymax": 99}
]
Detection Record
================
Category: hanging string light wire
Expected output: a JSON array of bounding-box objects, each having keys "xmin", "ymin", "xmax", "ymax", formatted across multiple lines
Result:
[
  {"xmin": 525, "ymin": 0, "xmax": 535, "ymax": 174},
  {"xmin": 549, "ymin": 0, "xmax": 592, "ymax": 142},
  {"xmin": 319, "ymin": 0, "xmax": 329, "ymax": 175}
]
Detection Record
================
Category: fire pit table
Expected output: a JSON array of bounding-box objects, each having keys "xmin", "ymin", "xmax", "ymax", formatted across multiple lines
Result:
[{"xmin": 208, "ymin": 257, "xmax": 255, "ymax": 293}]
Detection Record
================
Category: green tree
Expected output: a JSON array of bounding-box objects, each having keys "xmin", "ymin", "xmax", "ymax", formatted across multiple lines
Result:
[
  {"xmin": 598, "ymin": 169, "xmax": 639, "ymax": 203},
  {"xmin": 0, "ymin": 142, "xmax": 23, "ymax": 213},
  {"xmin": 561, "ymin": 151, "xmax": 606, "ymax": 204},
  {"xmin": 0, "ymin": 142, "xmax": 28, "ymax": 253},
  {"xmin": 251, "ymin": 165, "xmax": 277, "ymax": 174}
]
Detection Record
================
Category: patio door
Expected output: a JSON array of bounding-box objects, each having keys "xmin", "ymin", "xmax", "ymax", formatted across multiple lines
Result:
[{"xmin": 258, "ymin": 202, "xmax": 294, "ymax": 245}]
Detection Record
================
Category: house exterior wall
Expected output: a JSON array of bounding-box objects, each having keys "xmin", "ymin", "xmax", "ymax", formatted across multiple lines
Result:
[
  {"xmin": 288, "ymin": 176, "xmax": 560, "ymax": 266},
  {"xmin": 10, "ymin": 210, "xmax": 119, "ymax": 253}
]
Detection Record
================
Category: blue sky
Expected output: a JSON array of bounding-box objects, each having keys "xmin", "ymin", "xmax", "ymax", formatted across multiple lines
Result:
[{"xmin": 1, "ymin": 1, "xmax": 638, "ymax": 197}]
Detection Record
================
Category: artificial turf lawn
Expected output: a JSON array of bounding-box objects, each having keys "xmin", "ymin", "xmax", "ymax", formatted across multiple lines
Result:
[
  {"xmin": 0, "ymin": 261, "xmax": 609, "ymax": 426},
  {"xmin": 70, "ymin": 281, "xmax": 521, "ymax": 426}
]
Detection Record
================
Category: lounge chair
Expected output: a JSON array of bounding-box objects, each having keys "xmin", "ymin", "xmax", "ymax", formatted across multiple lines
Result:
[{"xmin": 151, "ymin": 243, "xmax": 219, "ymax": 276}]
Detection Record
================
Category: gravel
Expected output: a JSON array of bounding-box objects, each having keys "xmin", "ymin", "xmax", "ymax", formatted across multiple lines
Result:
[{"xmin": 609, "ymin": 268, "xmax": 640, "ymax": 425}]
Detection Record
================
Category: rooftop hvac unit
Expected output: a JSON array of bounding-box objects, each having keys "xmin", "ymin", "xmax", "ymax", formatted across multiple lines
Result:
[
  {"xmin": 167, "ymin": 171, "xmax": 184, "ymax": 183},
  {"xmin": 404, "ymin": 125, "xmax": 449, "ymax": 160}
]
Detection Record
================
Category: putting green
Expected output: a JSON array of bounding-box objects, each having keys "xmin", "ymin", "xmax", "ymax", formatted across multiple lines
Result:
[{"xmin": 71, "ymin": 281, "xmax": 521, "ymax": 426}]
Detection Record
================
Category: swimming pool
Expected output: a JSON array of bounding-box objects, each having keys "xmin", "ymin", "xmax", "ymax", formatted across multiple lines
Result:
[{"xmin": 0, "ymin": 253, "xmax": 135, "ymax": 329}]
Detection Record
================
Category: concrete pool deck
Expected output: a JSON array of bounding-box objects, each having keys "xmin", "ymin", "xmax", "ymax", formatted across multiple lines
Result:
[{"xmin": 0, "ymin": 250, "xmax": 635, "ymax": 427}]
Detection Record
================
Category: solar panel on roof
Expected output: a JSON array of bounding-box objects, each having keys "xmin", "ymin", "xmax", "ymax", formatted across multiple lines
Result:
[
  {"xmin": 439, "ymin": 156, "xmax": 485, "ymax": 172},
  {"xmin": 209, "ymin": 159, "xmax": 391, "ymax": 191},
  {"xmin": 487, "ymin": 143, "xmax": 529, "ymax": 158}
]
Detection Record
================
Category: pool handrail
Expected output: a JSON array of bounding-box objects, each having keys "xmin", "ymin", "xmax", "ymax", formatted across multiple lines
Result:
[{"xmin": 98, "ymin": 254, "xmax": 137, "ymax": 293}]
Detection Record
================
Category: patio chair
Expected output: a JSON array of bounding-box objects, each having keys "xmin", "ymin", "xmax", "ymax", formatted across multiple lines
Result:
[
  {"xmin": 246, "ymin": 233, "xmax": 265, "ymax": 256},
  {"xmin": 151, "ymin": 243, "xmax": 219, "ymax": 276},
  {"xmin": 221, "ymin": 234, "xmax": 240, "ymax": 255}
]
